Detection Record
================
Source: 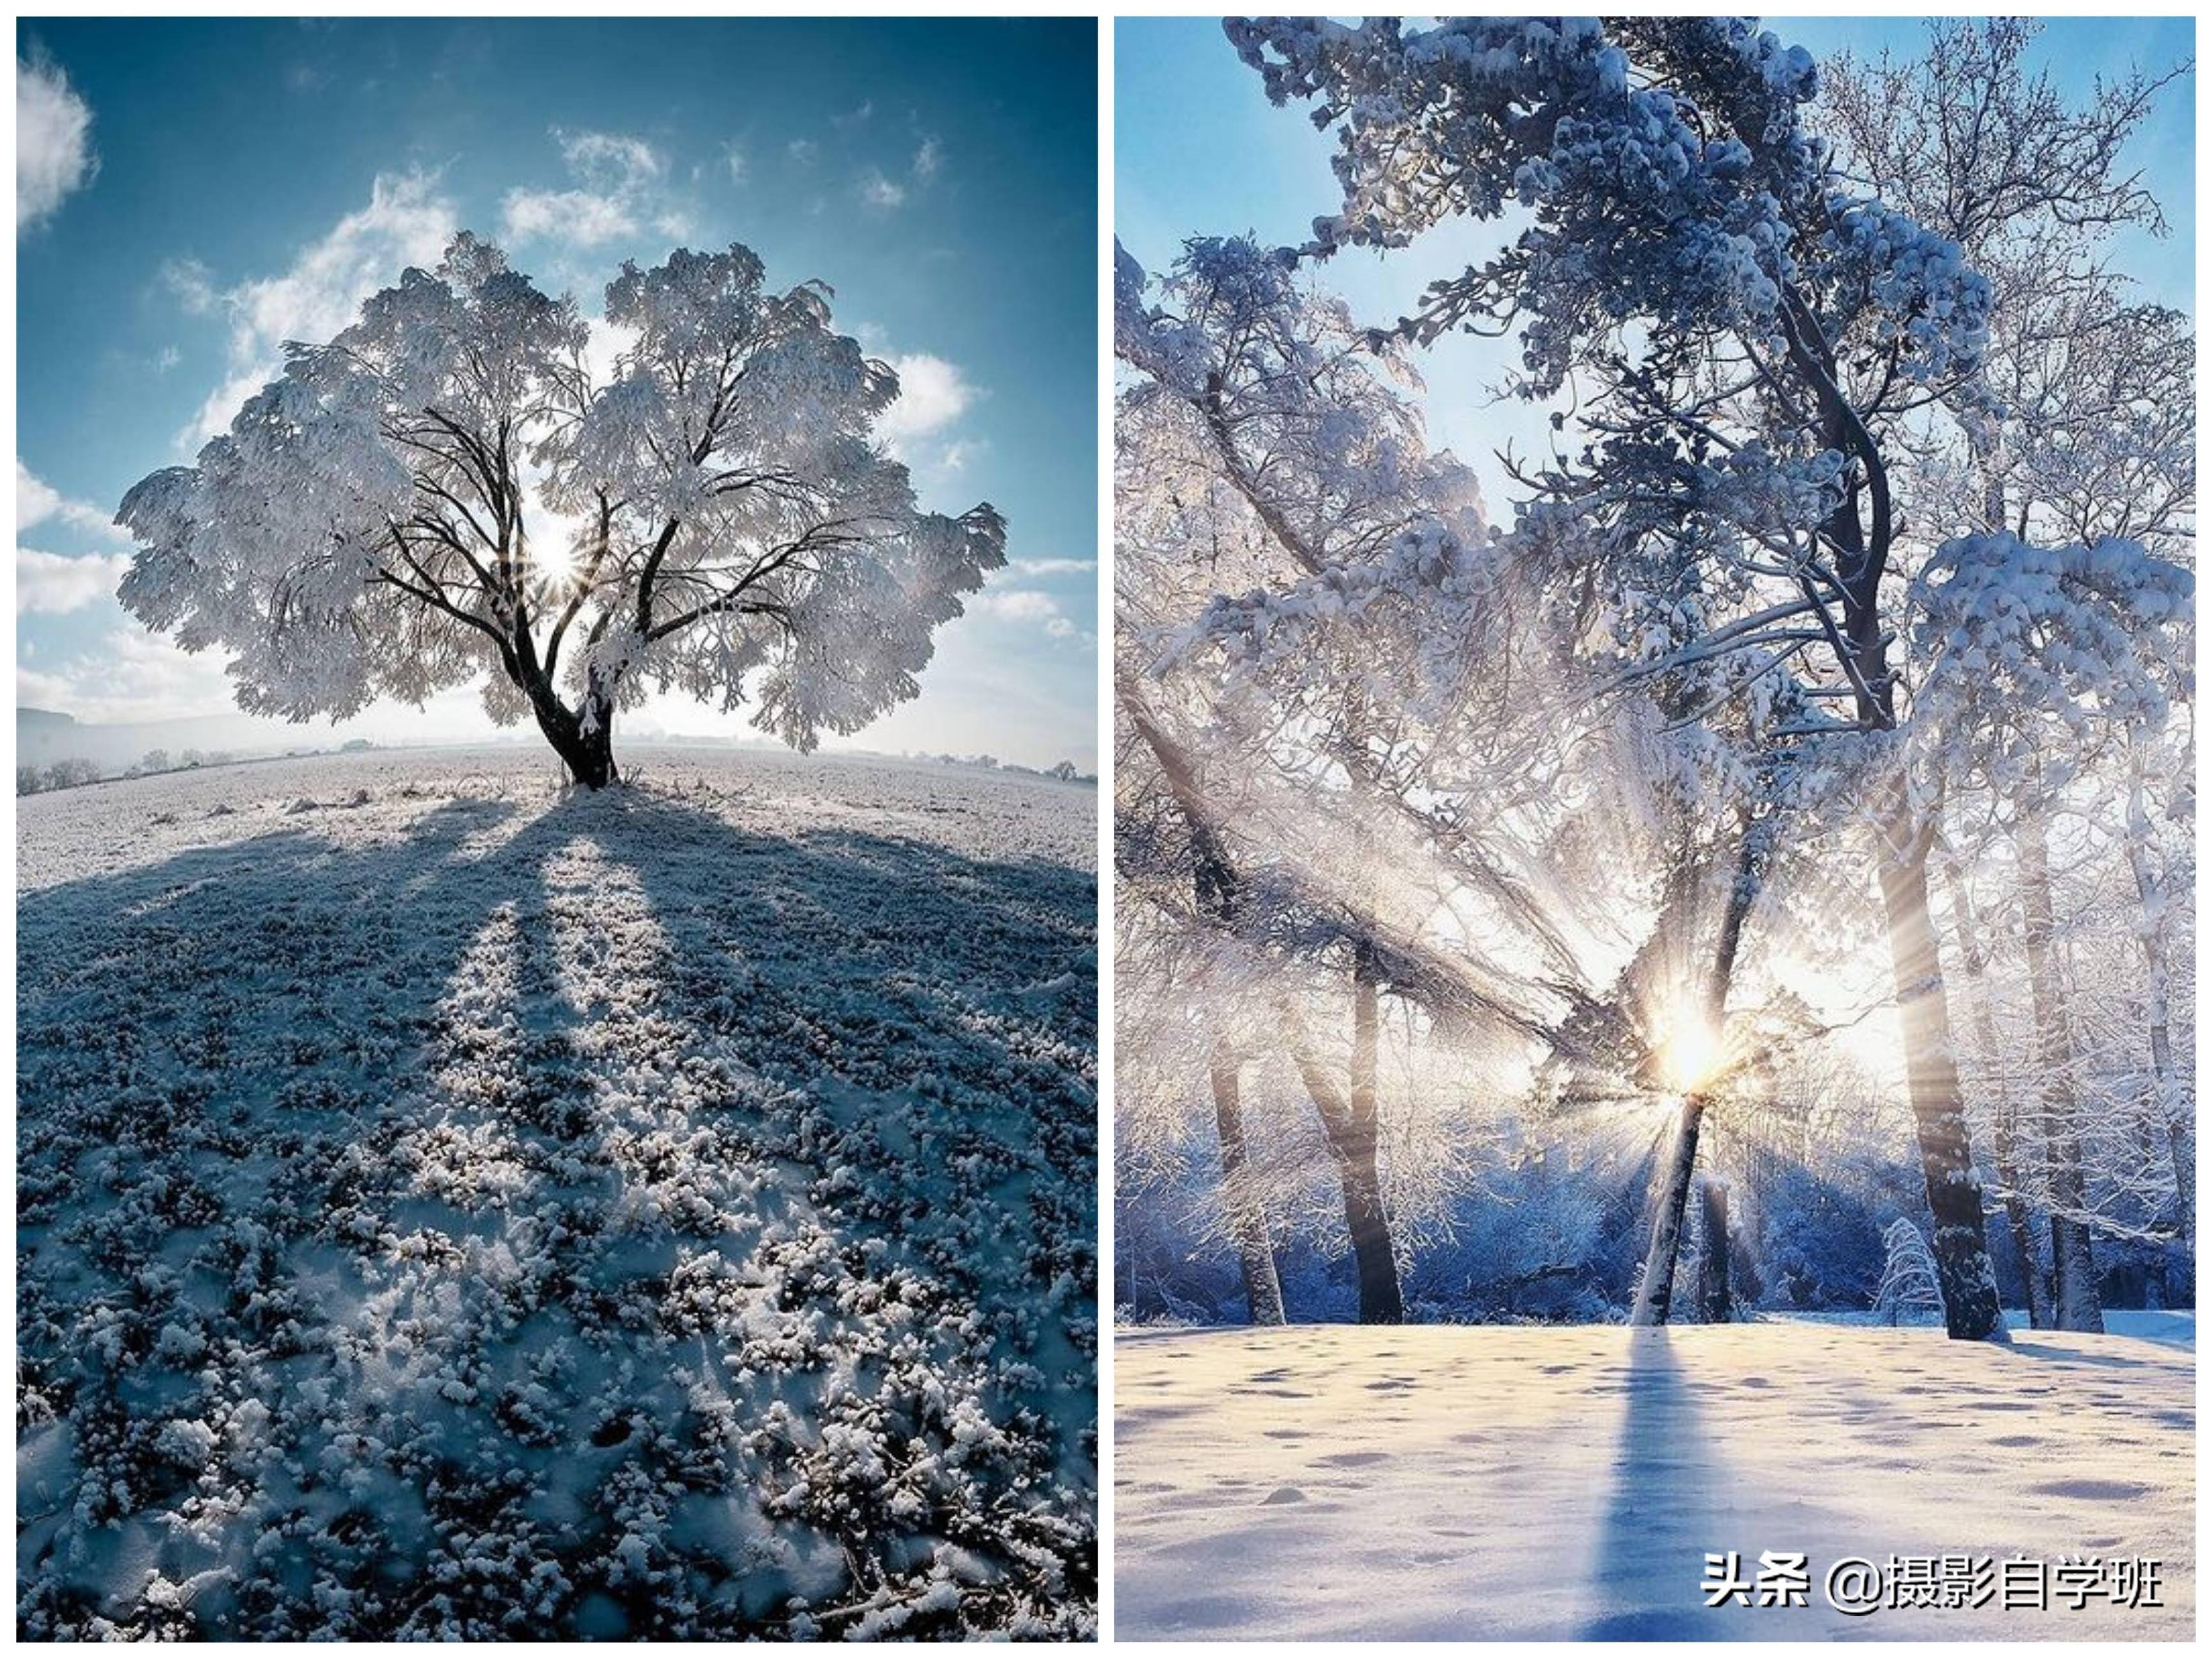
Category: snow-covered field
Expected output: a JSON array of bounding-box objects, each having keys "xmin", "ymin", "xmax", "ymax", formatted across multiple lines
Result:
[
  {"xmin": 1116, "ymin": 1321, "xmax": 2193, "ymax": 1640},
  {"xmin": 17, "ymin": 745, "xmax": 1098, "ymax": 1639}
]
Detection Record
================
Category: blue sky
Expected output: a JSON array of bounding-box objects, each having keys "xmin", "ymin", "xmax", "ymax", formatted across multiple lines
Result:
[
  {"xmin": 17, "ymin": 17, "xmax": 1098, "ymax": 769},
  {"xmin": 1118, "ymin": 15, "xmax": 2195, "ymax": 519}
]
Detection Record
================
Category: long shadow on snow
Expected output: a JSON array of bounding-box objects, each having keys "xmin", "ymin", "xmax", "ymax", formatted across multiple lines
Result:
[
  {"xmin": 1579, "ymin": 1327, "xmax": 1890, "ymax": 1640},
  {"xmin": 17, "ymin": 784, "xmax": 1096, "ymax": 1639},
  {"xmin": 1580, "ymin": 1328, "xmax": 1763, "ymax": 1642}
]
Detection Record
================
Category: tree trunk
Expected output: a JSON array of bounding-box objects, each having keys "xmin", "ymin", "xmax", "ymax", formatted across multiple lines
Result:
[
  {"xmin": 527, "ymin": 681, "xmax": 617, "ymax": 789},
  {"xmin": 1992, "ymin": 1102, "xmax": 2049, "ymax": 1329},
  {"xmin": 1877, "ymin": 800, "xmax": 2006, "ymax": 1342},
  {"xmin": 1961, "ymin": 443, "xmax": 2066, "ymax": 1331},
  {"xmin": 1630, "ymin": 1093, "xmax": 1704, "ymax": 1326},
  {"xmin": 1121, "ymin": 681, "xmax": 1331, "ymax": 1319},
  {"xmin": 1290, "ymin": 958, "xmax": 1404, "ymax": 1327},
  {"xmin": 2125, "ymin": 769, "xmax": 2193, "ymax": 1266},
  {"xmin": 1697, "ymin": 1176, "xmax": 1732, "ymax": 1323},
  {"xmin": 1209, "ymin": 1044, "xmax": 1286, "ymax": 1326},
  {"xmin": 564, "ymin": 708, "xmax": 617, "ymax": 790},
  {"xmin": 1340, "ymin": 944, "xmax": 1404, "ymax": 1323},
  {"xmin": 1630, "ymin": 814, "xmax": 1762, "ymax": 1326},
  {"xmin": 2018, "ymin": 816, "xmax": 2103, "ymax": 1334},
  {"xmin": 1942, "ymin": 856, "xmax": 2049, "ymax": 1330},
  {"xmin": 1807, "ymin": 319, "xmax": 1999, "ymax": 1340}
]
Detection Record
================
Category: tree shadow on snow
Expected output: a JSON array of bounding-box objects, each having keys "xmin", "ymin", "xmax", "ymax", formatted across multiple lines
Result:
[
  {"xmin": 1579, "ymin": 1328, "xmax": 1752, "ymax": 1640},
  {"xmin": 2004, "ymin": 1338, "xmax": 2168, "ymax": 1372},
  {"xmin": 16, "ymin": 782, "xmax": 1097, "ymax": 1639}
]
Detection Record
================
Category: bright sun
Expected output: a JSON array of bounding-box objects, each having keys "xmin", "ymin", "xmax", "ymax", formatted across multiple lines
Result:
[
  {"xmin": 1658, "ymin": 1013, "xmax": 1724, "ymax": 1095},
  {"xmin": 531, "ymin": 539, "xmax": 578, "ymax": 592}
]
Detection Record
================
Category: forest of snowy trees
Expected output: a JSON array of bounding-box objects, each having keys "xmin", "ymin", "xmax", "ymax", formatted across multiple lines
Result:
[{"xmin": 1114, "ymin": 18, "xmax": 2193, "ymax": 1341}]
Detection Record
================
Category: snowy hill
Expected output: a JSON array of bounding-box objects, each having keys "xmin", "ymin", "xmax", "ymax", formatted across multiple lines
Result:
[
  {"xmin": 1115, "ymin": 1321, "xmax": 2192, "ymax": 1640},
  {"xmin": 17, "ymin": 747, "xmax": 1097, "ymax": 1638}
]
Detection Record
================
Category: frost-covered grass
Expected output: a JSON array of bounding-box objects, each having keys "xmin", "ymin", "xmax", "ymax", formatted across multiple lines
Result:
[
  {"xmin": 1116, "ymin": 1321, "xmax": 2192, "ymax": 1640},
  {"xmin": 18, "ymin": 746, "xmax": 1096, "ymax": 1639}
]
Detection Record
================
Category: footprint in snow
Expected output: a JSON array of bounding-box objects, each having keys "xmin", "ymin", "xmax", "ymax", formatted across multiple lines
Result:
[{"xmin": 2035, "ymin": 1478, "xmax": 2150, "ymax": 1501}]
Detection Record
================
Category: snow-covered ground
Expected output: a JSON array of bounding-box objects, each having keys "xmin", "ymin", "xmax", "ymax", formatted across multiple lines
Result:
[
  {"xmin": 1115, "ymin": 1320, "xmax": 2193, "ymax": 1640},
  {"xmin": 18, "ymin": 746, "xmax": 1098, "ymax": 1639}
]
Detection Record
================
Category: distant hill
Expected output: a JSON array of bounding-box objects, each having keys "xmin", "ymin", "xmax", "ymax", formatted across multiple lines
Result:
[{"xmin": 15, "ymin": 706, "xmax": 296, "ymax": 775}]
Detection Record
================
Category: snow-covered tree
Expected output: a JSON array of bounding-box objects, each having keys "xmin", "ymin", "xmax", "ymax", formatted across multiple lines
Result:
[
  {"xmin": 117, "ymin": 235, "xmax": 1004, "ymax": 787},
  {"xmin": 1817, "ymin": 20, "xmax": 2195, "ymax": 1333},
  {"xmin": 40, "ymin": 757, "xmax": 100, "ymax": 791},
  {"xmin": 1225, "ymin": 13, "xmax": 2058, "ymax": 1339},
  {"xmin": 1819, "ymin": 19, "xmax": 2192, "ymax": 553},
  {"xmin": 1875, "ymin": 1216, "xmax": 1945, "ymax": 1324},
  {"xmin": 1117, "ymin": 235, "xmax": 1564, "ymax": 1325},
  {"xmin": 1911, "ymin": 532, "xmax": 2192, "ymax": 1329},
  {"xmin": 1120, "ymin": 226, "xmax": 1848, "ymax": 1331}
]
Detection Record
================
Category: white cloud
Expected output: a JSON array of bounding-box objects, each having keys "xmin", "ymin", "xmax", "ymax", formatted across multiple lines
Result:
[
  {"xmin": 723, "ymin": 144, "xmax": 748, "ymax": 183},
  {"xmin": 501, "ymin": 128, "xmax": 670, "ymax": 252},
  {"xmin": 17, "ymin": 52, "xmax": 95, "ymax": 234},
  {"xmin": 858, "ymin": 169, "xmax": 907, "ymax": 211},
  {"xmin": 501, "ymin": 186, "xmax": 637, "ymax": 247},
  {"xmin": 557, "ymin": 128, "xmax": 662, "ymax": 190},
  {"xmin": 17, "ymin": 547, "xmax": 130, "ymax": 614},
  {"xmin": 832, "ymin": 100, "xmax": 874, "ymax": 129},
  {"xmin": 1011, "ymin": 557, "xmax": 1095, "ymax": 577},
  {"xmin": 160, "ymin": 256, "xmax": 218, "ymax": 314},
  {"xmin": 17, "ymin": 458, "xmax": 125, "ymax": 542},
  {"xmin": 1045, "ymin": 616, "xmax": 1076, "ymax": 639},
  {"xmin": 876, "ymin": 354, "xmax": 975, "ymax": 446},
  {"xmin": 914, "ymin": 136, "xmax": 944, "ymax": 180},
  {"xmin": 872, "ymin": 354, "xmax": 988, "ymax": 496},
  {"xmin": 973, "ymin": 588, "xmax": 1061, "ymax": 625},
  {"xmin": 188, "ymin": 170, "xmax": 457, "ymax": 446},
  {"xmin": 787, "ymin": 138, "xmax": 819, "ymax": 166},
  {"xmin": 15, "ymin": 626, "xmax": 238, "ymax": 722}
]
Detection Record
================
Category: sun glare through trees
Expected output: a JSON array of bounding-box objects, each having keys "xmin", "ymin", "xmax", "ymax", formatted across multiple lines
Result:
[{"xmin": 1114, "ymin": 14, "xmax": 2194, "ymax": 1641}]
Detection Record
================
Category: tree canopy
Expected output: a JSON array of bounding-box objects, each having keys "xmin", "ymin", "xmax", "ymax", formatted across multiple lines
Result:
[{"xmin": 119, "ymin": 234, "xmax": 1005, "ymax": 785}]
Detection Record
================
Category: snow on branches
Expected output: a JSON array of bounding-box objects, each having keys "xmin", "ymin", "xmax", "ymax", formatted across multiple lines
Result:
[
  {"xmin": 1223, "ymin": 16, "xmax": 1985, "ymax": 397},
  {"xmin": 118, "ymin": 234, "xmax": 1004, "ymax": 786},
  {"xmin": 1909, "ymin": 532, "xmax": 2193, "ymax": 792}
]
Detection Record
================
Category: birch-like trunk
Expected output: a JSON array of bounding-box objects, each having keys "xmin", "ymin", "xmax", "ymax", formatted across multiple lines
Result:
[
  {"xmin": 1629, "ymin": 1093, "xmax": 1704, "ymax": 1326},
  {"xmin": 1209, "ymin": 1044, "xmax": 1286, "ymax": 1326},
  {"xmin": 1291, "ymin": 963, "xmax": 1404, "ymax": 1326},
  {"xmin": 2125, "ymin": 769, "xmax": 2193, "ymax": 1262},
  {"xmin": 1696, "ymin": 1176, "xmax": 1734, "ymax": 1323},
  {"xmin": 1942, "ymin": 855, "xmax": 2049, "ymax": 1329},
  {"xmin": 1341, "ymin": 944, "xmax": 1405, "ymax": 1323},
  {"xmin": 1630, "ymin": 814, "xmax": 1762, "ymax": 1324},
  {"xmin": 1877, "ymin": 794, "xmax": 2006, "ymax": 1342},
  {"xmin": 2018, "ymin": 815, "xmax": 2104, "ymax": 1334}
]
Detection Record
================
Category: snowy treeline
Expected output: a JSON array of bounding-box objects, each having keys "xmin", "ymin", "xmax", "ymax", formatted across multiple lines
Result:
[
  {"xmin": 1114, "ymin": 19, "xmax": 2193, "ymax": 1337},
  {"xmin": 17, "ymin": 757, "xmax": 103, "ymax": 793}
]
